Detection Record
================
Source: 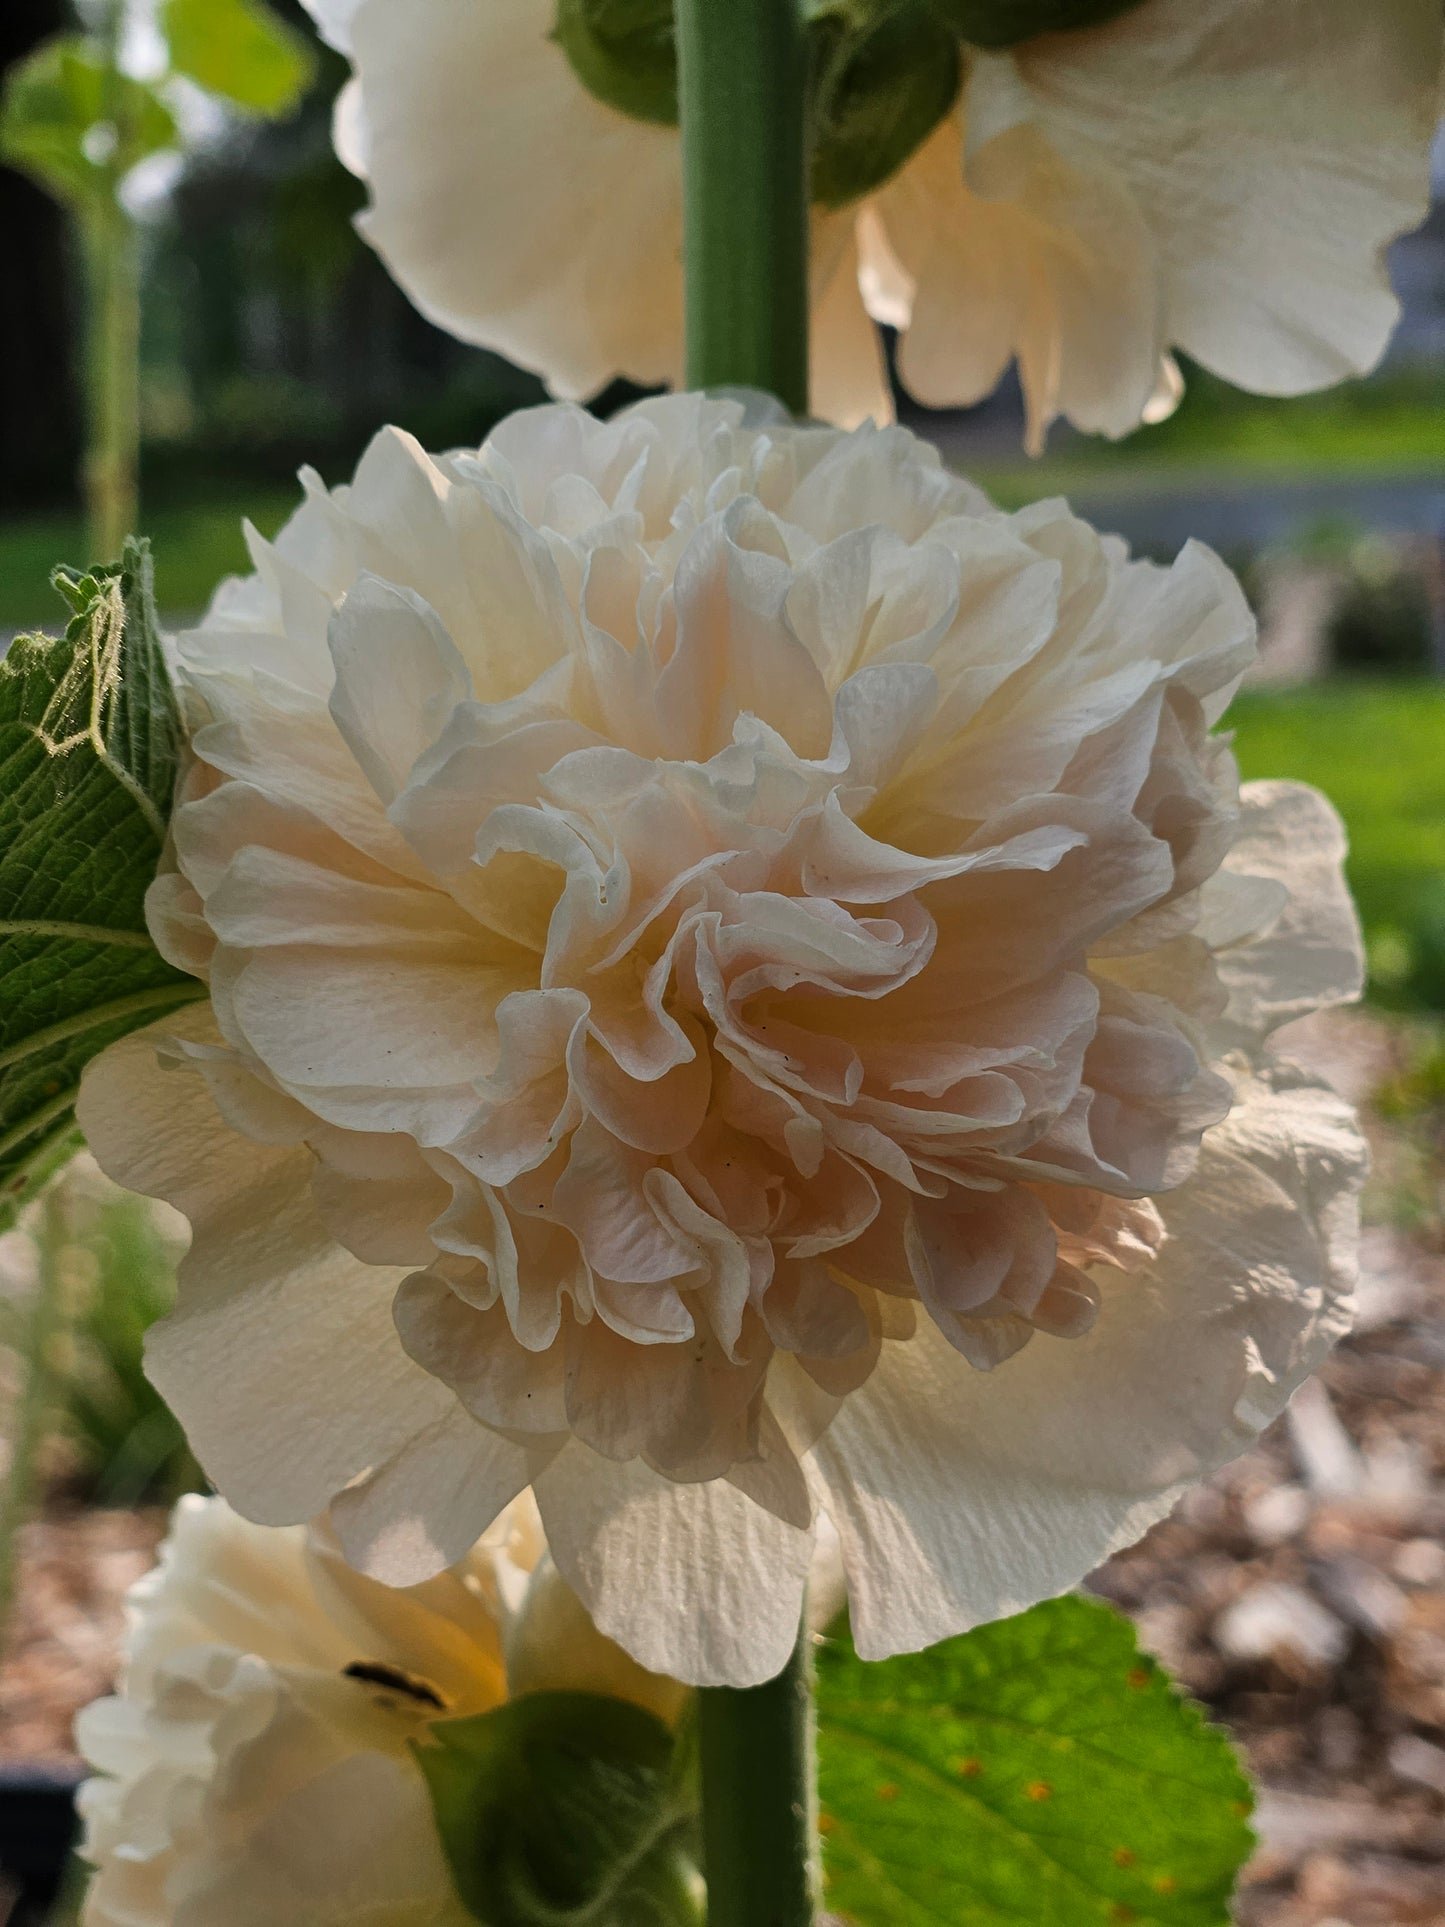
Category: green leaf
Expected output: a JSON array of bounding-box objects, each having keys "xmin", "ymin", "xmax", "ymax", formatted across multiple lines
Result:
[
  {"xmin": 0, "ymin": 539, "xmax": 203, "ymax": 1232},
  {"xmin": 0, "ymin": 35, "xmax": 177, "ymax": 211},
  {"xmin": 553, "ymin": 0, "xmax": 679, "ymax": 127},
  {"xmin": 161, "ymin": 0, "xmax": 317, "ymax": 118},
  {"xmin": 414, "ymin": 1693, "xmax": 703, "ymax": 1926},
  {"xmin": 930, "ymin": 0, "xmax": 1151, "ymax": 49},
  {"xmin": 817, "ymin": 1595, "xmax": 1254, "ymax": 1926}
]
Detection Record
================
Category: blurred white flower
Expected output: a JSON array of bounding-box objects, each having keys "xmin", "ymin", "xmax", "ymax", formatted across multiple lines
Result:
[
  {"xmin": 80, "ymin": 393, "xmax": 1366, "ymax": 1685},
  {"xmin": 76, "ymin": 1494, "xmax": 681, "ymax": 1927},
  {"xmin": 298, "ymin": 0, "xmax": 1439, "ymax": 444}
]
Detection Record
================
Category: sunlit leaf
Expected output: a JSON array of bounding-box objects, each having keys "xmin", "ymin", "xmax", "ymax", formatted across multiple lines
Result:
[
  {"xmin": 0, "ymin": 34, "xmax": 176, "ymax": 211},
  {"xmin": 817, "ymin": 1595, "xmax": 1255, "ymax": 1925},
  {"xmin": 161, "ymin": 0, "xmax": 316, "ymax": 118}
]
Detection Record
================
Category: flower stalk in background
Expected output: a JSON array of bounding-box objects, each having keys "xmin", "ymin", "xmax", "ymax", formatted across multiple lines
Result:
[
  {"xmin": 0, "ymin": 0, "xmax": 314, "ymax": 557},
  {"xmin": 300, "ymin": 0, "xmax": 1440, "ymax": 449}
]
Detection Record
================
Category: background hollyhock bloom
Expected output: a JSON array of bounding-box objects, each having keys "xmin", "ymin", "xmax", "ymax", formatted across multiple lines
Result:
[
  {"xmin": 76, "ymin": 1495, "xmax": 681, "ymax": 1927},
  {"xmin": 298, "ymin": 0, "xmax": 1439, "ymax": 444},
  {"xmin": 80, "ymin": 394, "xmax": 1367, "ymax": 1685}
]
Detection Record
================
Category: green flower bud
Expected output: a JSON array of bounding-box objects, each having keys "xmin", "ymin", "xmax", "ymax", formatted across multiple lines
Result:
[
  {"xmin": 553, "ymin": 0, "xmax": 677, "ymax": 126},
  {"xmin": 554, "ymin": 0, "xmax": 965, "ymax": 212},
  {"xmin": 930, "ymin": 0, "xmax": 1152, "ymax": 52},
  {"xmin": 811, "ymin": 1, "xmax": 963, "ymax": 209}
]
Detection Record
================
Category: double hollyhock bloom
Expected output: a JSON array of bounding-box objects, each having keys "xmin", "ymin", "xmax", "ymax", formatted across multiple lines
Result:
[
  {"xmin": 300, "ymin": 0, "xmax": 1439, "ymax": 444},
  {"xmin": 76, "ymin": 1497, "xmax": 681, "ymax": 1926},
  {"xmin": 80, "ymin": 395, "xmax": 1366, "ymax": 1684}
]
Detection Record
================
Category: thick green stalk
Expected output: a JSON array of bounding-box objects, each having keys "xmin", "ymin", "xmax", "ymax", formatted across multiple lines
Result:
[
  {"xmin": 697, "ymin": 1626, "xmax": 818, "ymax": 1927},
  {"xmin": 674, "ymin": 0, "xmax": 810, "ymax": 413},
  {"xmin": 84, "ymin": 0, "xmax": 141, "ymax": 560},
  {"xmin": 83, "ymin": 201, "xmax": 142, "ymax": 562},
  {"xmin": 675, "ymin": 0, "xmax": 817, "ymax": 1918}
]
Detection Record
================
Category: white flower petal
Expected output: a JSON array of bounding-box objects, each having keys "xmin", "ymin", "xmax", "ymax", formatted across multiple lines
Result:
[
  {"xmin": 815, "ymin": 1065, "xmax": 1363, "ymax": 1659},
  {"xmin": 809, "ymin": 221, "xmax": 895, "ymax": 431},
  {"xmin": 329, "ymin": 1408, "xmax": 535, "ymax": 1587},
  {"xmin": 534, "ymin": 1445, "xmax": 815, "ymax": 1687},
  {"xmin": 77, "ymin": 1017, "xmax": 457, "ymax": 1526},
  {"xmin": 1020, "ymin": 0, "xmax": 1440, "ymax": 398},
  {"xmin": 83, "ymin": 400, "xmax": 1367, "ymax": 1678},
  {"xmin": 350, "ymin": 0, "xmax": 683, "ymax": 398},
  {"xmin": 1204, "ymin": 780, "xmax": 1365, "ymax": 1050}
]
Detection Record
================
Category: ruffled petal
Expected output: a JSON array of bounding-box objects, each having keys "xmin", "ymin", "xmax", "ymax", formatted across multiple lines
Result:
[
  {"xmin": 329, "ymin": 1408, "xmax": 536, "ymax": 1587},
  {"xmin": 872, "ymin": 0, "xmax": 1437, "ymax": 440},
  {"xmin": 813, "ymin": 1064, "xmax": 1364, "ymax": 1659},
  {"xmin": 1202, "ymin": 780, "xmax": 1365, "ymax": 1051},
  {"xmin": 1012, "ymin": 0, "xmax": 1440, "ymax": 397}
]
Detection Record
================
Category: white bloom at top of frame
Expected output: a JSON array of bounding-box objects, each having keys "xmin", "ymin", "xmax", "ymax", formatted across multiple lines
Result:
[
  {"xmin": 79, "ymin": 393, "xmax": 1367, "ymax": 1686},
  {"xmin": 298, "ymin": 0, "xmax": 1439, "ymax": 446}
]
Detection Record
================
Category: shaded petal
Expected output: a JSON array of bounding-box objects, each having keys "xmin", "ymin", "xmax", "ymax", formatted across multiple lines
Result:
[
  {"xmin": 350, "ymin": 0, "xmax": 684, "ymax": 397},
  {"xmin": 77, "ymin": 1014, "xmax": 455, "ymax": 1525},
  {"xmin": 329, "ymin": 1408, "xmax": 535, "ymax": 1586},
  {"xmin": 1203, "ymin": 780, "xmax": 1365, "ymax": 1051},
  {"xmin": 1013, "ymin": 0, "xmax": 1440, "ymax": 397}
]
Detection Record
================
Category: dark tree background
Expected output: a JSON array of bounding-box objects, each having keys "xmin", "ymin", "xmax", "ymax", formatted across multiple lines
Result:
[{"xmin": 0, "ymin": 0, "xmax": 80, "ymax": 514}]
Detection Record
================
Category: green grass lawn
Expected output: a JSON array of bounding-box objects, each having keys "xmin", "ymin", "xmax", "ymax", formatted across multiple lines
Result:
[
  {"xmin": 1230, "ymin": 681, "xmax": 1445, "ymax": 1007},
  {"xmin": 0, "ymin": 489, "xmax": 297, "ymax": 633}
]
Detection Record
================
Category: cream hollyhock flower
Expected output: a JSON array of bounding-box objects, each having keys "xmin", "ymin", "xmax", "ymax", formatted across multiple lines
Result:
[
  {"xmin": 79, "ymin": 394, "xmax": 1366, "ymax": 1686},
  {"xmin": 298, "ymin": 0, "xmax": 1439, "ymax": 445},
  {"xmin": 76, "ymin": 1494, "xmax": 682, "ymax": 1927}
]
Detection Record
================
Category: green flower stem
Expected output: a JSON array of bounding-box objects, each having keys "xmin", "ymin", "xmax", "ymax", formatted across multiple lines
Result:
[
  {"xmin": 697, "ymin": 1624, "xmax": 818, "ymax": 1927},
  {"xmin": 83, "ymin": 201, "xmax": 142, "ymax": 564},
  {"xmin": 677, "ymin": 2, "xmax": 816, "ymax": 1917},
  {"xmin": 85, "ymin": 0, "xmax": 142, "ymax": 560},
  {"xmin": 674, "ymin": 0, "xmax": 810, "ymax": 413}
]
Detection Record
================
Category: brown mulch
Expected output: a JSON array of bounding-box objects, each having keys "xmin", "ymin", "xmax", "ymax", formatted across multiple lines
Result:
[
  {"xmin": 0, "ymin": 1509, "xmax": 163, "ymax": 1767},
  {"xmin": 0, "ymin": 1009, "xmax": 1442, "ymax": 1924},
  {"xmin": 1092, "ymin": 1010, "xmax": 1445, "ymax": 1927}
]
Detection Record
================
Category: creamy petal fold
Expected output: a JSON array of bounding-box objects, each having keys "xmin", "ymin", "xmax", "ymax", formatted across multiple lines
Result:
[
  {"xmin": 1203, "ymin": 780, "xmax": 1365, "ymax": 1051},
  {"xmin": 815, "ymin": 1065, "xmax": 1363, "ymax": 1659},
  {"xmin": 534, "ymin": 1445, "xmax": 815, "ymax": 1687}
]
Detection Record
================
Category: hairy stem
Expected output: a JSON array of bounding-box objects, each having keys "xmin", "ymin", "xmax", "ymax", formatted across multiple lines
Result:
[
  {"xmin": 697, "ymin": 1625, "xmax": 818, "ymax": 1927},
  {"xmin": 84, "ymin": 0, "xmax": 142, "ymax": 560},
  {"xmin": 674, "ymin": 0, "xmax": 811, "ymax": 413}
]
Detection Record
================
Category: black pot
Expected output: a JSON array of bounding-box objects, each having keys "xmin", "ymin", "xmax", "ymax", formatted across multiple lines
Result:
[{"xmin": 0, "ymin": 1765, "xmax": 81, "ymax": 1925}]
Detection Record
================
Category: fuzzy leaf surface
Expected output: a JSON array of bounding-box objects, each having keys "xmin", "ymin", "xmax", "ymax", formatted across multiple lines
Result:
[
  {"xmin": 0, "ymin": 540, "xmax": 201, "ymax": 1230},
  {"xmin": 817, "ymin": 1595, "xmax": 1255, "ymax": 1925},
  {"xmin": 416, "ymin": 1692, "xmax": 702, "ymax": 1926}
]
